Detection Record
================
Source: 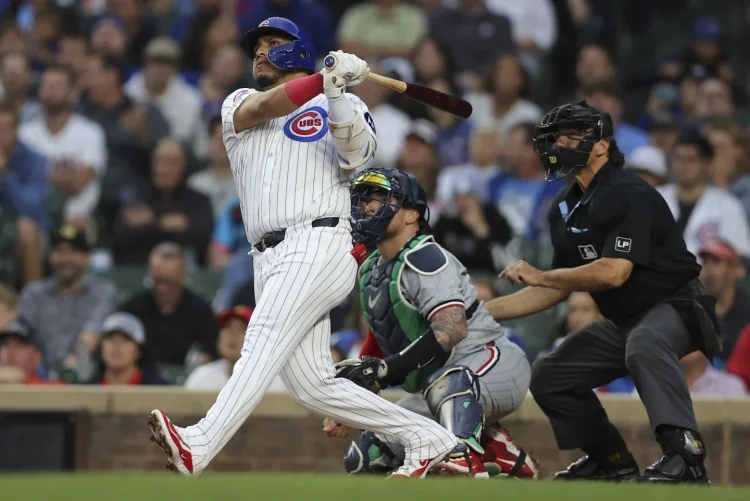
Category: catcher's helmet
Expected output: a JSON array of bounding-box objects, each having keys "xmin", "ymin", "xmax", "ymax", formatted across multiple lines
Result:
[
  {"xmin": 533, "ymin": 101, "xmax": 614, "ymax": 181},
  {"xmin": 350, "ymin": 167, "xmax": 429, "ymax": 247},
  {"xmin": 240, "ymin": 17, "xmax": 316, "ymax": 73}
]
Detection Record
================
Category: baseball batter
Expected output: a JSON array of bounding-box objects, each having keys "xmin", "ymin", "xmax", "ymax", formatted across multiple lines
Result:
[
  {"xmin": 323, "ymin": 168, "xmax": 539, "ymax": 478},
  {"xmin": 146, "ymin": 18, "xmax": 460, "ymax": 478}
]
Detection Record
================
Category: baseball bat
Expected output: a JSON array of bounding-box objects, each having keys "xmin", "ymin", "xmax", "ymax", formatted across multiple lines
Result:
[{"xmin": 323, "ymin": 54, "xmax": 473, "ymax": 119}]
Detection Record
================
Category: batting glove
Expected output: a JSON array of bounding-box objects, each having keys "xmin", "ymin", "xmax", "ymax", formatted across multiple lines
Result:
[{"xmin": 321, "ymin": 51, "xmax": 369, "ymax": 99}]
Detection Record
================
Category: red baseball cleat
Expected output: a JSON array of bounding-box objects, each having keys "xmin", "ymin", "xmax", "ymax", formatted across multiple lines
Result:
[
  {"xmin": 436, "ymin": 447, "xmax": 490, "ymax": 478},
  {"xmin": 481, "ymin": 424, "xmax": 540, "ymax": 479},
  {"xmin": 387, "ymin": 449, "xmax": 454, "ymax": 478},
  {"xmin": 147, "ymin": 409, "xmax": 195, "ymax": 475}
]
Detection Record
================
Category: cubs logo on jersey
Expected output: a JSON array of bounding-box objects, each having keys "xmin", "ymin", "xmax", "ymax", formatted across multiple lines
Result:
[{"xmin": 284, "ymin": 106, "xmax": 329, "ymax": 142}]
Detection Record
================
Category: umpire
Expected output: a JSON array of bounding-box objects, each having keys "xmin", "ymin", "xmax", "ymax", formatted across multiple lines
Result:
[{"xmin": 486, "ymin": 101, "xmax": 720, "ymax": 484}]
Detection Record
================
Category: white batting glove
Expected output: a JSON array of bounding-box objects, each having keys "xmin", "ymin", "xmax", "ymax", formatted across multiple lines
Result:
[{"xmin": 320, "ymin": 51, "xmax": 369, "ymax": 99}]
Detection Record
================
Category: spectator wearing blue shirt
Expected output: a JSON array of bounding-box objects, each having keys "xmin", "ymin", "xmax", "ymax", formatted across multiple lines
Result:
[
  {"xmin": 425, "ymin": 76, "xmax": 473, "ymax": 167},
  {"xmin": 583, "ymin": 84, "xmax": 649, "ymax": 157},
  {"xmin": 208, "ymin": 197, "xmax": 251, "ymax": 271},
  {"xmin": 0, "ymin": 102, "xmax": 49, "ymax": 230},
  {"xmin": 237, "ymin": 0, "xmax": 336, "ymax": 57}
]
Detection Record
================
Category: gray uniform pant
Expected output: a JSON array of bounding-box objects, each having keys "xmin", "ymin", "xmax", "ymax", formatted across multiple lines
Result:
[
  {"xmin": 378, "ymin": 338, "xmax": 530, "ymax": 461},
  {"xmin": 529, "ymin": 302, "xmax": 699, "ymax": 451}
]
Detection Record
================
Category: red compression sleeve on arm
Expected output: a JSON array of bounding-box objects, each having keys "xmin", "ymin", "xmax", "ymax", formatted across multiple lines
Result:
[
  {"xmin": 359, "ymin": 330, "xmax": 384, "ymax": 359},
  {"xmin": 284, "ymin": 73, "xmax": 324, "ymax": 107}
]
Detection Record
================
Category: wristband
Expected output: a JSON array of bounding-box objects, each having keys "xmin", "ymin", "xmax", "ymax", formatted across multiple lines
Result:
[
  {"xmin": 381, "ymin": 328, "xmax": 446, "ymax": 387},
  {"xmin": 284, "ymin": 73, "xmax": 324, "ymax": 107}
]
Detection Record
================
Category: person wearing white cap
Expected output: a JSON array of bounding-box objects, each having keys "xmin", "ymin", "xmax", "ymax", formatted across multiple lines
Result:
[
  {"xmin": 89, "ymin": 312, "xmax": 166, "ymax": 386},
  {"xmin": 625, "ymin": 145, "xmax": 668, "ymax": 188}
]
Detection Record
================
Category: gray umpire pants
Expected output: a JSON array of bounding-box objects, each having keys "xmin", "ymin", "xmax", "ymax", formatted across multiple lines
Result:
[{"xmin": 529, "ymin": 302, "xmax": 699, "ymax": 451}]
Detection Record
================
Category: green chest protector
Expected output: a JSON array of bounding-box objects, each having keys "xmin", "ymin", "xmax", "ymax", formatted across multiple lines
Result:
[{"xmin": 359, "ymin": 235, "xmax": 449, "ymax": 393}]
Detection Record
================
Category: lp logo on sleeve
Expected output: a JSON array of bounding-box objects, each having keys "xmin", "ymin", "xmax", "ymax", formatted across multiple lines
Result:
[{"xmin": 615, "ymin": 237, "xmax": 632, "ymax": 253}]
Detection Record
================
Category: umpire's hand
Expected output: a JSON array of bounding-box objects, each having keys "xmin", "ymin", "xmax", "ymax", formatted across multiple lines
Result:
[{"xmin": 500, "ymin": 260, "xmax": 543, "ymax": 286}]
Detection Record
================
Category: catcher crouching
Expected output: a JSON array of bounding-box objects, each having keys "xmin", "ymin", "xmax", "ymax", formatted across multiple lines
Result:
[{"xmin": 325, "ymin": 167, "xmax": 540, "ymax": 478}]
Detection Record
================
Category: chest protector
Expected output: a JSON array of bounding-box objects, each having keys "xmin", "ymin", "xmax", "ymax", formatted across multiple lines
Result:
[{"xmin": 359, "ymin": 235, "xmax": 449, "ymax": 393}]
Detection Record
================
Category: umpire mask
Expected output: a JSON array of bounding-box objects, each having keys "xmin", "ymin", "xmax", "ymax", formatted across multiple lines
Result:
[{"xmin": 533, "ymin": 101, "xmax": 613, "ymax": 182}]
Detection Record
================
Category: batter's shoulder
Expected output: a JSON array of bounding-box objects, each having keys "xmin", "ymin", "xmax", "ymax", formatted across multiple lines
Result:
[{"xmin": 404, "ymin": 239, "xmax": 449, "ymax": 275}]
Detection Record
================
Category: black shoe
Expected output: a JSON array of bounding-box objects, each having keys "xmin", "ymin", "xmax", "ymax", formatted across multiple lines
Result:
[
  {"xmin": 554, "ymin": 455, "xmax": 640, "ymax": 481},
  {"xmin": 637, "ymin": 428, "xmax": 710, "ymax": 485}
]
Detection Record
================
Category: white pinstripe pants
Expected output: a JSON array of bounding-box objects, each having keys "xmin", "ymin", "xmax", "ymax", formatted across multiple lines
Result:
[{"xmin": 179, "ymin": 222, "xmax": 458, "ymax": 473}]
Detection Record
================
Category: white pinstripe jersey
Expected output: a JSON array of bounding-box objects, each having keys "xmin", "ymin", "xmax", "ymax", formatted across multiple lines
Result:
[{"xmin": 221, "ymin": 88, "xmax": 377, "ymax": 245}]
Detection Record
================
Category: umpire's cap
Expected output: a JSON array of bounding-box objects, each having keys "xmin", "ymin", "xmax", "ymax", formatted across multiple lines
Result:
[{"xmin": 240, "ymin": 17, "xmax": 316, "ymax": 73}]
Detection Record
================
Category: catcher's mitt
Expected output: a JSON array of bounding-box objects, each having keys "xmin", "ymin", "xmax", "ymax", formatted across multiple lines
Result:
[{"xmin": 335, "ymin": 356, "xmax": 383, "ymax": 393}]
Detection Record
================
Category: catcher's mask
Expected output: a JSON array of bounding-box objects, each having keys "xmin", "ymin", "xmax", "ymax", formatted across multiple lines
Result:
[
  {"xmin": 533, "ymin": 101, "xmax": 614, "ymax": 182},
  {"xmin": 350, "ymin": 167, "xmax": 429, "ymax": 247}
]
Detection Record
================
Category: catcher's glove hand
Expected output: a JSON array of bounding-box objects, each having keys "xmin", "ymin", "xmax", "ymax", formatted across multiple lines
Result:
[{"xmin": 334, "ymin": 356, "xmax": 384, "ymax": 393}]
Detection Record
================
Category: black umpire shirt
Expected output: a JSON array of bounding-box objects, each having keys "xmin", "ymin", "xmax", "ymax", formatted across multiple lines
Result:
[{"xmin": 548, "ymin": 162, "xmax": 701, "ymax": 324}]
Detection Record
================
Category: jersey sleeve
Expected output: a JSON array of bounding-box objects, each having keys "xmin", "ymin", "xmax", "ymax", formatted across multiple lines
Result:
[
  {"xmin": 599, "ymin": 189, "xmax": 652, "ymax": 265},
  {"xmin": 401, "ymin": 262, "xmax": 465, "ymax": 323},
  {"xmin": 221, "ymin": 88, "xmax": 258, "ymax": 146}
]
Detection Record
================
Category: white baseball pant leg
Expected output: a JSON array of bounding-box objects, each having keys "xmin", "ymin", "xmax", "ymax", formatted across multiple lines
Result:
[{"xmin": 177, "ymin": 222, "xmax": 457, "ymax": 472}]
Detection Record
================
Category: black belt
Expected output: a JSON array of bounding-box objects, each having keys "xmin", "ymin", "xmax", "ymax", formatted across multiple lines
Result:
[{"xmin": 253, "ymin": 217, "xmax": 340, "ymax": 252}]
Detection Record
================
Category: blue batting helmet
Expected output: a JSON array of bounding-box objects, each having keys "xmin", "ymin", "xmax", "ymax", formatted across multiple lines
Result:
[
  {"xmin": 350, "ymin": 167, "xmax": 430, "ymax": 247},
  {"xmin": 240, "ymin": 17, "xmax": 316, "ymax": 73}
]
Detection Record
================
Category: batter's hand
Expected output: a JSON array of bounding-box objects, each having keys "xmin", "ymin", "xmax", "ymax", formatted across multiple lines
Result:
[
  {"xmin": 500, "ymin": 260, "xmax": 544, "ymax": 287},
  {"xmin": 321, "ymin": 51, "xmax": 369, "ymax": 98},
  {"xmin": 322, "ymin": 417, "xmax": 351, "ymax": 439}
]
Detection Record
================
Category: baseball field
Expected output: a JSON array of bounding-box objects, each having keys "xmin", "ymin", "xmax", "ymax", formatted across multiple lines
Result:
[{"xmin": 1, "ymin": 473, "xmax": 749, "ymax": 501}]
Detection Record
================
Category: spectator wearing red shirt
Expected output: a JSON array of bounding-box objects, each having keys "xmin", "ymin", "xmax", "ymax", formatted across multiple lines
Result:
[
  {"xmin": 89, "ymin": 312, "xmax": 166, "ymax": 386},
  {"xmin": 0, "ymin": 319, "xmax": 62, "ymax": 385},
  {"xmin": 727, "ymin": 326, "xmax": 750, "ymax": 391}
]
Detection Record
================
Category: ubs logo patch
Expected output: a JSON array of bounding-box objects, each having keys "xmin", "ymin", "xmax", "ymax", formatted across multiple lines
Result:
[
  {"xmin": 578, "ymin": 245, "xmax": 598, "ymax": 260},
  {"xmin": 284, "ymin": 106, "xmax": 328, "ymax": 142}
]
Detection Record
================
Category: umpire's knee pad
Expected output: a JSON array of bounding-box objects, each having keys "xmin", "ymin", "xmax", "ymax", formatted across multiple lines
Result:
[
  {"xmin": 344, "ymin": 431, "xmax": 398, "ymax": 475},
  {"xmin": 424, "ymin": 365, "xmax": 484, "ymax": 451}
]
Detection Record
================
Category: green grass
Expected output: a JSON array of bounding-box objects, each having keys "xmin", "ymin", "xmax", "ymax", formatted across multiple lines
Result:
[{"xmin": 0, "ymin": 473, "xmax": 749, "ymax": 501}]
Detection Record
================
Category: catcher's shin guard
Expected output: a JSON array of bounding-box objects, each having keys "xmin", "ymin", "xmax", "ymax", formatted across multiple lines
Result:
[
  {"xmin": 424, "ymin": 365, "xmax": 484, "ymax": 454},
  {"xmin": 344, "ymin": 431, "xmax": 400, "ymax": 474}
]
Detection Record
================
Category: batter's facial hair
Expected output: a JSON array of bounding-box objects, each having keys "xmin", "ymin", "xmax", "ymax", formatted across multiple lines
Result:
[{"xmin": 255, "ymin": 73, "xmax": 278, "ymax": 90}]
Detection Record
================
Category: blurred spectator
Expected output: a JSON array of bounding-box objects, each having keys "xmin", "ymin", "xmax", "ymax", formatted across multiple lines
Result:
[
  {"xmin": 429, "ymin": 0, "xmax": 514, "ymax": 91},
  {"xmin": 352, "ymin": 60, "xmax": 411, "ymax": 169},
  {"xmin": 396, "ymin": 120, "xmax": 441, "ymax": 220},
  {"xmin": 0, "ymin": 283, "xmax": 16, "ymax": 331},
  {"xmin": 179, "ymin": 0, "xmax": 224, "ymax": 71},
  {"xmin": 0, "ymin": 319, "xmax": 62, "ymax": 385},
  {"xmin": 120, "ymin": 243, "xmax": 219, "ymax": 366},
  {"xmin": 437, "ymin": 127, "xmax": 501, "ymax": 205},
  {"xmin": 199, "ymin": 44, "xmax": 246, "ymax": 120},
  {"xmin": 184, "ymin": 305, "xmax": 287, "ymax": 392},
  {"xmin": 624, "ymin": 145, "xmax": 668, "ymax": 188},
  {"xmin": 423, "ymin": 76, "xmax": 473, "ymax": 167},
  {"xmin": 208, "ymin": 196, "xmax": 250, "ymax": 271},
  {"xmin": 411, "ymin": 36, "xmax": 457, "ymax": 85},
  {"xmin": 704, "ymin": 120, "xmax": 750, "ymax": 219},
  {"xmin": 125, "ymin": 37, "xmax": 207, "ymax": 160},
  {"xmin": 56, "ymin": 33, "xmax": 92, "ymax": 94},
  {"xmin": 330, "ymin": 328, "xmax": 360, "ymax": 363},
  {"xmin": 697, "ymin": 240, "xmax": 750, "ymax": 362},
  {"xmin": 467, "ymin": 54, "xmax": 542, "ymax": 148},
  {"xmin": 0, "ymin": 101, "xmax": 49, "ymax": 230},
  {"xmin": 575, "ymin": 43, "xmax": 617, "ymax": 92},
  {"xmin": 727, "ymin": 324, "xmax": 750, "ymax": 391},
  {"xmin": 657, "ymin": 134, "xmax": 750, "ymax": 260},
  {"xmin": 0, "ymin": 24, "xmax": 28, "ymax": 60},
  {"xmin": 432, "ymin": 166, "xmax": 512, "ymax": 274},
  {"xmin": 106, "ymin": 0, "xmax": 160, "ymax": 66},
  {"xmin": 213, "ymin": 250, "xmax": 254, "ymax": 310},
  {"xmin": 188, "ymin": 117, "xmax": 237, "ymax": 215},
  {"xmin": 78, "ymin": 54, "xmax": 170, "ymax": 197},
  {"xmin": 678, "ymin": 350, "xmax": 746, "ymax": 397},
  {"xmin": 238, "ymin": 0, "xmax": 335, "ymax": 56},
  {"xmin": 0, "ymin": 52, "xmax": 42, "ymax": 122},
  {"xmin": 338, "ymin": 0, "xmax": 427, "ymax": 59},
  {"xmin": 17, "ymin": 225, "xmax": 118, "ymax": 379},
  {"xmin": 112, "ymin": 139, "xmax": 214, "ymax": 266},
  {"xmin": 647, "ymin": 111, "xmax": 681, "ymax": 154},
  {"xmin": 484, "ymin": 0, "xmax": 557, "ymax": 76},
  {"xmin": 90, "ymin": 15, "xmax": 130, "ymax": 64},
  {"xmin": 88, "ymin": 311, "xmax": 166, "ymax": 385},
  {"xmin": 694, "ymin": 78, "xmax": 734, "ymax": 123},
  {"xmin": 27, "ymin": 6, "xmax": 62, "ymax": 70},
  {"xmin": 488, "ymin": 122, "xmax": 559, "ymax": 245},
  {"xmin": 659, "ymin": 17, "xmax": 733, "ymax": 87},
  {"xmin": 19, "ymin": 65, "xmax": 108, "ymax": 228},
  {"xmin": 583, "ymin": 84, "xmax": 648, "ymax": 156}
]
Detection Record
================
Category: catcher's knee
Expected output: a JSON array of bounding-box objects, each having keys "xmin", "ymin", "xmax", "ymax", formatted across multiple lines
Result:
[
  {"xmin": 344, "ymin": 431, "xmax": 399, "ymax": 474},
  {"xmin": 424, "ymin": 365, "xmax": 485, "ymax": 451}
]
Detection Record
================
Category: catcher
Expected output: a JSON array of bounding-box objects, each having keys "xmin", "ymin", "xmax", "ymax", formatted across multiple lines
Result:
[{"xmin": 324, "ymin": 167, "xmax": 540, "ymax": 478}]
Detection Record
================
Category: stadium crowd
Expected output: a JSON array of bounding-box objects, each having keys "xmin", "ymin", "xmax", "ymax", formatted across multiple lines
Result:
[{"xmin": 0, "ymin": 0, "xmax": 749, "ymax": 399}]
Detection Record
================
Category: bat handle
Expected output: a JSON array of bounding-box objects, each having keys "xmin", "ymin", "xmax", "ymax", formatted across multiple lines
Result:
[{"xmin": 324, "ymin": 53, "xmax": 338, "ymax": 70}]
